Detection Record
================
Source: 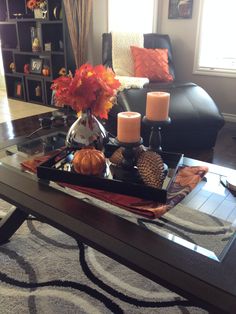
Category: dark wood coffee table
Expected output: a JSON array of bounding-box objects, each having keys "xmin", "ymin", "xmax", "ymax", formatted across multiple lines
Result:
[{"xmin": 0, "ymin": 128, "xmax": 236, "ymax": 313}]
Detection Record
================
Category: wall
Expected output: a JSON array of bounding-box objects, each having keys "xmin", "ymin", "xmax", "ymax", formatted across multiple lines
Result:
[{"xmin": 158, "ymin": 0, "xmax": 236, "ymax": 119}]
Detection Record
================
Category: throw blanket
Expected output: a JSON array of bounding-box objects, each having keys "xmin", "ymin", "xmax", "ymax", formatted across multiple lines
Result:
[
  {"xmin": 116, "ymin": 75, "xmax": 149, "ymax": 91},
  {"xmin": 21, "ymin": 156, "xmax": 208, "ymax": 219},
  {"xmin": 112, "ymin": 32, "xmax": 143, "ymax": 76}
]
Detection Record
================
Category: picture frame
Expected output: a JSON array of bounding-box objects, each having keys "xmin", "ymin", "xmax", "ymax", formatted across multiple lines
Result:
[
  {"xmin": 14, "ymin": 81, "xmax": 23, "ymax": 98},
  {"xmin": 168, "ymin": 0, "xmax": 193, "ymax": 19},
  {"xmin": 30, "ymin": 58, "xmax": 43, "ymax": 74}
]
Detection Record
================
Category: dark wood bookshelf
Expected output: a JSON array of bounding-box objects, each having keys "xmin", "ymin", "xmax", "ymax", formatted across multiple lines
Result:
[{"xmin": 0, "ymin": 0, "xmax": 74, "ymax": 106}]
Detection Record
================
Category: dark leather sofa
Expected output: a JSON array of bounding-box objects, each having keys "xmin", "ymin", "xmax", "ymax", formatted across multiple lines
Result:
[{"xmin": 102, "ymin": 33, "xmax": 225, "ymax": 151}]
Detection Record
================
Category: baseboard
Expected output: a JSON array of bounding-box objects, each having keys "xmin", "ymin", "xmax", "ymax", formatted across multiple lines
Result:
[{"xmin": 222, "ymin": 113, "xmax": 236, "ymax": 123}]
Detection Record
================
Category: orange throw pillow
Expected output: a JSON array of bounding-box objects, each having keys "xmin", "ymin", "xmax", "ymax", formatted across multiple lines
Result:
[{"xmin": 130, "ymin": 46, "xmax": 173, "ymax": 82}]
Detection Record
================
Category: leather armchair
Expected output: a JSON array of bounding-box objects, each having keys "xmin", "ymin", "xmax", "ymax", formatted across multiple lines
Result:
[{"xmin": 102, "ymin": 33, "xmax": 225, "ymax": 151}]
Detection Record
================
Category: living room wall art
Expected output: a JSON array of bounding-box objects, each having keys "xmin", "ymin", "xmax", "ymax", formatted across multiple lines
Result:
[{"xmin": 168, "ymin": 0, "xmax": 193, "ymax": 19}]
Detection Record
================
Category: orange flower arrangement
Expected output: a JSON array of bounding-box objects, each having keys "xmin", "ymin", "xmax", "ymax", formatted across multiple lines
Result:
[
  {"xmin": 27, "ymin": 0, "xmax": 46, "ymax": 11},
  {"xmin": 51, "ymin": 64, "xmax": 121, "ymax": 119}
]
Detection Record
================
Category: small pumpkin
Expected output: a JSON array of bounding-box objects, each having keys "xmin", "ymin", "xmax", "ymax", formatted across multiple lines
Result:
[{"xmin": 73, "ymin": 147, "xmax": 106, "ymax": 176}]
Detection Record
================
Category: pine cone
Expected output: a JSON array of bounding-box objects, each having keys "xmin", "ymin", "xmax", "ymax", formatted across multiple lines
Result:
[
  {"xmin": 137, "ymin": 150, "xmax": 165, "ymax": 189},
  {"xmin": 109, "ymin": 147, "xmax": 124, "ymax": 165},
  {"xmin": 109, "ymin": 145, "xmax": 145, "ymax": 166}
]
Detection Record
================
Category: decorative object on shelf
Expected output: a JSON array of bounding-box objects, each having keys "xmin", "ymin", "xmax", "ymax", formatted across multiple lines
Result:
[
  {"xmin": 73, "ymin": 147, "xmax": 106, "ymax": 176},
  {"xmin": 9, "ymin": 62, "xmax": 16, "ymax": 73},
  {"xmin": 27, "ymin": 0, "xmax": 47, "ymax": 19},
  {"xmin": 42, "ymin": 66, "xmax": 50, "ymax": 76},
  {"xmin": 168, "ymin": 0, "xmax": 193, "ymax": 19},
  {"xmin": 53, "ymin": 4, "xmax": 63, "ymax": 20},
  {"xmin": 30, "ymin": 58, "xmax": 43, "ymax": 74},
  {"xmin": 12, "ymin": 13, "xmax": 23, "ymax": 19},
  {"xmin": 137, "ymin": 150, "xmax": 165, "ymax": 189},
  {"xmin": 24, "ymin": 64, "xmax": 30, "ymax": 74},
  {"xmin": 58, "ymin": 67, "xmax": 66, "ymax": 76},
  {"xmin": 31, "ymin": 27, "xmax": 41, "ymax": 52},
  {"xmin": 14, "ymin": 81, "xmax": 23, "ymax": 98},
  {"xmin": 35, "ymin": 84, "xmax": 42, "ymax": 97},
  {"xmin": 59, "ymin": 40, "xmax": 64, "ymax": 51},
  {"xmin": 51, "ymin": 63, "xmax": 121, "ymax": 149},
  {"xmin": 44, "ymin": 42, "xmax": 52, "ymax": 52}
]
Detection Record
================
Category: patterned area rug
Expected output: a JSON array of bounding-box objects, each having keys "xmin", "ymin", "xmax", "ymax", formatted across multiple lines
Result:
[{"xmin": 0, "ymin": 199, "xmax": 208, "ymax": 313}]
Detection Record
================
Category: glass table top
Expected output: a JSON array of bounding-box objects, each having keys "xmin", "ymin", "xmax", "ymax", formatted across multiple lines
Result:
[{"xmin": 0, "ymin": 130, "xmax": 236, "ymax": 262}]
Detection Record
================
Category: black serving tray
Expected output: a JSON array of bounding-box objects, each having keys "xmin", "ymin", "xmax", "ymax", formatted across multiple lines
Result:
[{"xmin": 37, "ymin": 145, "xmax": 183, "ymax": 202}]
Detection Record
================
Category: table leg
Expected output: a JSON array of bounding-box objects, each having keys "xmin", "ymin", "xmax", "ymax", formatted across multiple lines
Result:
[{"xmin": 0, "ymin": 207, "xmax": 28, "ymax": 244}]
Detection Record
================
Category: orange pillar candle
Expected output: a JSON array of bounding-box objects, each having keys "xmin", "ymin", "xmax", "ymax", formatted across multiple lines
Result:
[
  {"xmin": 117, "ymin": 112, "xmax": 141, "ymax": 143},
  {"xmin": 146, "ymin": 92, "xmax": 170, "ymax": 121}
]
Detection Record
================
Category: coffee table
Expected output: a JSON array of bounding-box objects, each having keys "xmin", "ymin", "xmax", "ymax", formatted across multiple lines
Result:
[{"xmin": 0, "ymin": 129, "xmax": 236, "ymax": 313}]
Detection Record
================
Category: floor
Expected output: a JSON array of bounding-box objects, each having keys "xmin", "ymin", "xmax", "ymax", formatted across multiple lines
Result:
[{"xmin": 0, "ymin": 89, "xmax": 55, "ymax": 124}]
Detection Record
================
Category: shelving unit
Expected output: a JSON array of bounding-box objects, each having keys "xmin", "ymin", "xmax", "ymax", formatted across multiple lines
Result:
[{"xmin": 0, "ymin": 0, "xmax": 74, "ymax": 106}]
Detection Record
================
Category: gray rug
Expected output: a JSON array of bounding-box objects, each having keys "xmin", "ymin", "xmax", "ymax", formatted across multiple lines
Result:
[{"xmin": 0, "ymin": 199, "xmax": 209, "ymax": 314}]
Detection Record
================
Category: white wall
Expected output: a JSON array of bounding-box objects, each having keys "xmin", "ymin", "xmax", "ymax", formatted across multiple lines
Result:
[{"xmin": 158, "ymin": 0, "xmax": 236, "ymax": 117}]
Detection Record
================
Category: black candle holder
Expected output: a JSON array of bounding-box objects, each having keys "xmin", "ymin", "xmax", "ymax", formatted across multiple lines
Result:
[
  {"xmin": 143, "ymin": 117, "xmax": 171, "ymax": 153},
  {"xmin": 115, "ymin": 138, "xmax": 143, "ymax": 170}
]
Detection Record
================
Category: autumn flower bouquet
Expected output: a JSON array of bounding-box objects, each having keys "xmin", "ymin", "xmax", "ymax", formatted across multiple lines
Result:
[
  {"xmin": 51, "ymin": 64, "xmax": 121, "ymax": 119},
  {"xmin": 27, "ymin": 0, "xmax": 47, "ymax": 11},
  {"xmin": 51, "ymin": 64, "xmax": 120, "ymax": 148}
]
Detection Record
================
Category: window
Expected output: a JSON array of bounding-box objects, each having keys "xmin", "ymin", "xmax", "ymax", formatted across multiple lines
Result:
[
  {"xmin": 194, "ymin": 0, "xmax": 236, "ymax": 77},
  {"xmin": 108, "ymin": 0, "xmax": 156, "ymax": 33}
]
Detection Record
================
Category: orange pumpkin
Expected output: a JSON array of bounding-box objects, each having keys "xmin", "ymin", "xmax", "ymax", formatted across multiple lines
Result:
[{"xmin": 73, "ymin": 147, "xmax": 106, "ymax": 176}]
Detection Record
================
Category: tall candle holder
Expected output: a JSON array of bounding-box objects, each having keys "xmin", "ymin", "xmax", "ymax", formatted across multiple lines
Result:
[{"xmin": 143, "ymin": 116, "xmax": 171, "ymax": 153}]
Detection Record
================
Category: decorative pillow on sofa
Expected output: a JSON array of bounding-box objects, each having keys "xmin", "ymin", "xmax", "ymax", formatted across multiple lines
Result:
[{"xmin": 130, "ymin": 46, "xmax": 173, "ymax": 82}]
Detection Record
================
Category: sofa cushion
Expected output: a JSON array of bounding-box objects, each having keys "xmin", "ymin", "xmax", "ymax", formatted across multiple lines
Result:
[{"xmin": 130, "ymin": 46, "xmax": 173, "ymax": 82}]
